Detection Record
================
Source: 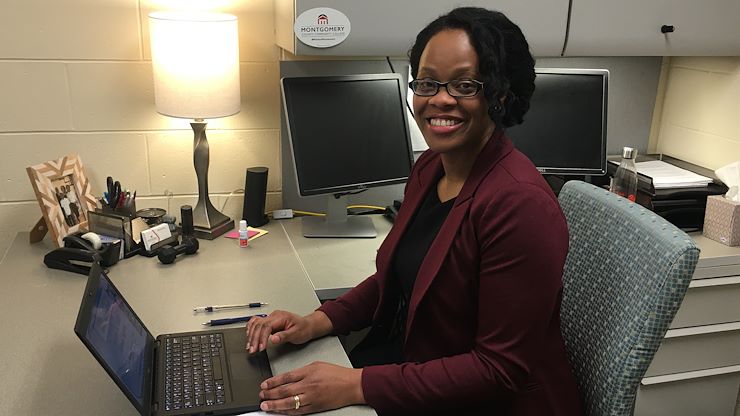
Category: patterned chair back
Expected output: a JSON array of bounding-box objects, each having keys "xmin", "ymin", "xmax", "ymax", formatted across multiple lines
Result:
[{"xmin": 558, "ymin": 181, "xmax": 700, "ymax": 416}]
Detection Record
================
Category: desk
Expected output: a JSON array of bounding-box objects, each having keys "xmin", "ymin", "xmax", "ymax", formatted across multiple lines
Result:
[
  {"xmin": 279, "ymin": 216, "xmax": 392, "ymax": 301},
  {"xmin": 635, "ymin": 234, "xmax": 740, "ymax": 416},
  {"xmin": 0, "ymin": 220, "xmax": 375, "ymax": 416}
]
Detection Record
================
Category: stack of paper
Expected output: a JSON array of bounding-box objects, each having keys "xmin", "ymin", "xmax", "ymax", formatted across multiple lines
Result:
[{"xmin": 635, "ymin": 160, "xmax": 713, "ymax": 189}]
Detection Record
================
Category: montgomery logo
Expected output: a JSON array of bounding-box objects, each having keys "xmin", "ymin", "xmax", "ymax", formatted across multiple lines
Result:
[{"xmin": 294, "ymin": 8, "xmax": 351, "ymax": 48}]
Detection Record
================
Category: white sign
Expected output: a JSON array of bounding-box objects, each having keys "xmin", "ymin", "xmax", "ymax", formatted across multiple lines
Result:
[{"xmin": 294, "ymin": 7, "xmax": 351, "ymax": 49}]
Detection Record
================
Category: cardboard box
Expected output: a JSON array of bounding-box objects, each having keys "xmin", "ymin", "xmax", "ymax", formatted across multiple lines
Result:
[{"xmin": 703, "ymin": 195, "xmax": 740, "ymax": 246}]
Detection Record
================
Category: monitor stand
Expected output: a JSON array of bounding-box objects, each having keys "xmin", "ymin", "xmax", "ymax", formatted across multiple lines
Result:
[{"xmin": 302, "ymin": 194, "xmax": 377, "ymax": 238}]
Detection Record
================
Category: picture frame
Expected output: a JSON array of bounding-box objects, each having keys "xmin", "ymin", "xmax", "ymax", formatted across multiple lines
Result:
[{"xmin": 26, "ymin": 154, "xmax": 98, "ymax": 247}]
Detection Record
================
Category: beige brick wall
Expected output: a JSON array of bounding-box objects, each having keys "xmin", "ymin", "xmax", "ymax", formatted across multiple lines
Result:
[
  {"xmin": 0, "ymin": 0, "xmax": 282, "ymax": 258},
  {"xmin": 651, "ymin": 56, "xmax": 740, "ymax": 416},
  {"xmin": 654, "ymin": 57, "xmax": 740, "ymax": 171}
]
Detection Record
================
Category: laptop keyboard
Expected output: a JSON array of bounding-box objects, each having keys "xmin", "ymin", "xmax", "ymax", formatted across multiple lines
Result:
[{"xmin": 164, "ymin": 334, "xmax": 226, "ymax": 411}]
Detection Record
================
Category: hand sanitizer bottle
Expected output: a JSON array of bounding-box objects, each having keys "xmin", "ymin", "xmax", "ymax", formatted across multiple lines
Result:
[
  {"xmin": 610, "ymin": 146, "xmax": 639, "ymax": 202},
  {"xmin": 239, "ymin": 220, "xmax": 249, "ymax": 247}
]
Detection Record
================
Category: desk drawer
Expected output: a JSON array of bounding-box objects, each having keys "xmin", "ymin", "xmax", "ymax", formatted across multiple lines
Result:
[
  {"xmin": 635, "ymin": 367, "xmax": 740, "ymax": 416},
  {"xmin": 694, "ymin": 266, "xmax": 740, "ymax": 280},
  {"xmin": 646, "ymin": 323, "xmax": 740, "ymax": 377},
  {"xmin": 670, "ymin": 276, "xmax": 740, "ymax": 329}
]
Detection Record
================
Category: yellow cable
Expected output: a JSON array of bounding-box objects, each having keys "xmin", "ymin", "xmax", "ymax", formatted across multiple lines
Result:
[
  {"xmin": 268, "ymin": 205, "xmax": 385, "ymax": 218},
  {"xmin": 292, "ymin": 210, "xmax": 325, "ymax": 217},
  {"xmin": 347, "ymin": 204, "xmax": 385, "ymax": 211}
]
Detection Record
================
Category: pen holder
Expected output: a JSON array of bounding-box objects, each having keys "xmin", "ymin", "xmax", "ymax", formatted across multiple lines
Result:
[{"xmin": 99, "ymin": 199, "xmax": 137, "ymax": 219}]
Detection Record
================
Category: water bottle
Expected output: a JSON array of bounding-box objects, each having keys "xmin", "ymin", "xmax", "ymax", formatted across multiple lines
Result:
[{"xmin": 610, "ymin": 146, "xmax": 638, "ymax": 202}]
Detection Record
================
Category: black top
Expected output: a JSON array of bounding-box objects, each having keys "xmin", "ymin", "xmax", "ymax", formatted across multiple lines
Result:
[
  {"xmin": 392, "ymin": 186, "xmax": 456, "ymax": 325},
  {"xmin": 349, "ymin": 184, "xmax": 455, "ymax": 367}
]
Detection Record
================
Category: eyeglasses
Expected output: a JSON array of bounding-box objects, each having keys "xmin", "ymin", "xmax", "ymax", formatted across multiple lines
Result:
[{"xmin": 409, "ymin": 78, "xmax": 484, "ymax": 97}]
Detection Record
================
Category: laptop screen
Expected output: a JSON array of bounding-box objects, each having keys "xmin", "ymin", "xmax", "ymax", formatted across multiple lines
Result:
[{"xmin": 83, "ymin": 272, "xmax": 150, "ymax": 408}]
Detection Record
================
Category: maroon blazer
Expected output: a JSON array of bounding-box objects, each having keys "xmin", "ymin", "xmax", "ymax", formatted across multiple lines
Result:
[{"xmin": 318, "ymin": 131, "xmax": 582, "ymax": 415}]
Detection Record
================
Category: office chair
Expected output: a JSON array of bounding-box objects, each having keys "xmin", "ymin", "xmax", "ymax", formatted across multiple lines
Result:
[{"xmin": 557, "ymin": 180, "xmax": 700, "ymax": 416}]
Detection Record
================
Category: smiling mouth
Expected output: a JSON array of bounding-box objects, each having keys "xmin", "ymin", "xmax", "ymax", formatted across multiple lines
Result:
[{"xmin": 428, "ymin": 118, "xmax": 462, "ymax": 127}]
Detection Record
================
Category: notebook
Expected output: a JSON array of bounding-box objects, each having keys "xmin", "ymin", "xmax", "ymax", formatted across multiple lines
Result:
[{"xmin": 74, "ymin": 263, "xmax": 272, "ymax": 416}]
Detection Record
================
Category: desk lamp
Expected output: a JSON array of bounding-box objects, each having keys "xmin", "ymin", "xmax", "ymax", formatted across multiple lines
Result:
[{"xmin": 149, "ymin": 11, "xmax": 240, "ymax": 239}]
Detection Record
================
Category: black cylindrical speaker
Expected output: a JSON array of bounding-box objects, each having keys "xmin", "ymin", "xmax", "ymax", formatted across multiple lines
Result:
[
  {"xmin": 243, "ymin": 167, "xmax": 269, "ymax": 227},
  {"xmin": 180, "ymin": 205, "xmax": 194, "ymax": 237}
]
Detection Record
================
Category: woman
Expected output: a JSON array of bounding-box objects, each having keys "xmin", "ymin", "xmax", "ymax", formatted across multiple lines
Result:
[{"xmin": 247, "ymin": 7, "xmax": 582, "ymax": 415}]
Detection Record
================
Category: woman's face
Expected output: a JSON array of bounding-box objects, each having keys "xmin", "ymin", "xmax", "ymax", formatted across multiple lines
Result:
[{"xmin": 413, "ymin": 29, "xmax": 495, "ymax": 157}]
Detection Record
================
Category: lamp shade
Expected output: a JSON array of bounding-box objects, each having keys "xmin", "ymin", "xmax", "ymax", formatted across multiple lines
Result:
[{"xmin": 149, "ymin": 12, "xmax": 240, "ymax": 119}]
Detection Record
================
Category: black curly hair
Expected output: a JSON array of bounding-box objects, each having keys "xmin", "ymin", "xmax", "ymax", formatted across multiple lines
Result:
[{"xmin": 408, "ymin": 7, "xmax": 535, "ymax": 128}]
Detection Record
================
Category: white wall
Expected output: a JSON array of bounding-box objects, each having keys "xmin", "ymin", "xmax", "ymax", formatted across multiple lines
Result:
[
  {"xmin": 653, "ymin": 57, "xmax": 740, "ymax": 170},
  {"xmin": 0, "ymin": 0, "xmax": 283, "ymax": 257}
]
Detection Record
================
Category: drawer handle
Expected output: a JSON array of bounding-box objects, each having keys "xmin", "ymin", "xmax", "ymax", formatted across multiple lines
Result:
[{"xmin": 661, "ymin": 25, "xmax": 675, "ymax": 34}]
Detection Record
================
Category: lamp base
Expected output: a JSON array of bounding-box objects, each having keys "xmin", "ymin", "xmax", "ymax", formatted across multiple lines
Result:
[
  {"xmin": 189, "ymin": 120, "xmax": 234, "ymax": 240},
  {"xmin": 192, "ymin": 195, "xmax": 233, "ymax": 239},
  {"xmin": 193, "ymin": 218, "xmax": 234, "ymax": 240}
]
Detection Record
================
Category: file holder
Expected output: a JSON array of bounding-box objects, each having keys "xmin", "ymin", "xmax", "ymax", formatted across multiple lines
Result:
[
  {"xmin": 606, "ymin": 154, "xmax": 729, "ymax": 230},
  {"xmin": 88, "ymin": 210, "xmax": 137, "ymax": 257}
]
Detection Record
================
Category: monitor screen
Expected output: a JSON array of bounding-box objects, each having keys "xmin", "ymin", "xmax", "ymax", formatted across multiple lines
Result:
[
  {"xmin": 506, "ymin": 68, "xmax": 608, "ymax": 175},
  {"xmin": 281, "ymin": 74, "xmax": 413, "ymax": 196}
]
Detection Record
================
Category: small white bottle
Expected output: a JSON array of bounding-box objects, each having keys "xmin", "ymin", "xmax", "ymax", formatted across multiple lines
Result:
[
  {"xmin": 610, "ymin": 146, "xmax": 639, "ymax": 202},
  {"xmin": 239, "ymin": 220, "xmax": 249, "ymax": 248}
]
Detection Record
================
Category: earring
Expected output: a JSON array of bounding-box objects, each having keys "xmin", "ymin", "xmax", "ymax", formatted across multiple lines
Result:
[{"xmin": 492, "ymin": 103, "xmax": 502, "ymax": 113}]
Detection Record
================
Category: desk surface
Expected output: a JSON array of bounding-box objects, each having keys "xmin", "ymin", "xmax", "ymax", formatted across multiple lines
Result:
[
  {"xmin": 0, "ymin": 221, "xmax": 375, "ymax": 416},
  {"xmin": 690, "ymin": 233, "xmax": 740, "ymax": 268},
  {"xmin": 279, "ymin": 216, "xmax": 392, "ymax": 300},
  {"xmin": 5, "ymin": 214, "xmax": 735, "ymax": 415},
  {"xmin": 280, "ymin": 216, "xmax": 740, "ymax": 294}
]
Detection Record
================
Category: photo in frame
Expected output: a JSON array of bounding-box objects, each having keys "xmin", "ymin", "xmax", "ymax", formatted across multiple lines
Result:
[{"xmin": 26, "ymin": 154, "xmax": 98, "ymax": 247}]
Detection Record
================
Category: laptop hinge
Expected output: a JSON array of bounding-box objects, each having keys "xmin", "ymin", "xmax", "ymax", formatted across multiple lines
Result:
[{"xmin": 151, "ymin": 339, "xmax": 160, "ymax": 414}]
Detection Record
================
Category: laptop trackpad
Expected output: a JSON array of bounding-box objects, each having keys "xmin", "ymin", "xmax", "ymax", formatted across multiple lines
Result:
[
  {"xmin": 229, "ymin": 352, "xmax": 271, "ymax": 381},
  {"xmin": 227, "ymin": 352, "xmax": 270, "ymax": 405}
]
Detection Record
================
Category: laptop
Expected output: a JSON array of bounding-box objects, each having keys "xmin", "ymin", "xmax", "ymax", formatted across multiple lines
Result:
[{"xmin": 74, "ymin": 263, "xmax": 272, "ymax": 416}]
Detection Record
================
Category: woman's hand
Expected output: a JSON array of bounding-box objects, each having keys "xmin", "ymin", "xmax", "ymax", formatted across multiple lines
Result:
[
  {"xmin": 259, "ymin": 362, "xmax": 365, "ymax": 414},
  {"xmin": 245, "ymin": 310, "xmax": 332, "ymax": 354}
]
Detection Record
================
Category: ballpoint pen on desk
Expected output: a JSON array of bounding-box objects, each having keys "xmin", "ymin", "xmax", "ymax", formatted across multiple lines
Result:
[
  {"xmin": 202, "ymin": 314, "xmax": 267, "ymax": 326},
  {"xmin": 193, "ymin": 303, "xmax": 269, "ymax": 313}
]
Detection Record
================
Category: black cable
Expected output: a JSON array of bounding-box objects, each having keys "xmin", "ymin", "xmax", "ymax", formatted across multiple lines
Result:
[
  {"xmin": 348, "ymin": 207, "xmax": 386, "ymax": 216},
  {"xmin": 561, "ymin": 0, "xmax": 574, "ymax": 56},
  {"xmin": 333, "ymin": 189, "xmax": 367, "ymax": 198},
  {"xmin": 386, "ymin": 56, "xmax": 396, "ymax": 73}
]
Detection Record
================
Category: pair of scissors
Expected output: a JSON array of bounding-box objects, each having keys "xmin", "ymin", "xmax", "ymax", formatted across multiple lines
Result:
[{"xmin": 106, "ymin": 176, "xmax": 121, "ymax": 209}]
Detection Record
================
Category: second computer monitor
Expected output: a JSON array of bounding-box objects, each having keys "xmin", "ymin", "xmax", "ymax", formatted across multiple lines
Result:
[
  {"xmin": 281, "ymin": 74, "xmax": 414, "ymax": 238},
  {"xmin": 506, "ymin": 68, "xmax": 609, "ymax": 176}
]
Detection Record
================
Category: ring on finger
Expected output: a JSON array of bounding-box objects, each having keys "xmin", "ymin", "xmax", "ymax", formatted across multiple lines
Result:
[{"xmin": 293, "ymin": 394, "xmax": 300, "ymax": 410}]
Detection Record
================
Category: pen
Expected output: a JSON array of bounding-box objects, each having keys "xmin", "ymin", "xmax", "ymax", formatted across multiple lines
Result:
[
  {"xmin": 202, "ymin": 314, "xmax": 267, "ymax": 326},
  {"xmin": 193, "ymin": 303, "xmax": 269, "ymax": 313}
]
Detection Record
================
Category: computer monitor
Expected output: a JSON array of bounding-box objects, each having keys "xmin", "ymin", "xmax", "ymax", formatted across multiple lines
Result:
[
  {"xmin": 506, "ymin": 68, "xmax": 608, "ymax": 176},
  {"xmin": 281, "ymin": 74, "xmax": 414, "ymax": 238}
]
